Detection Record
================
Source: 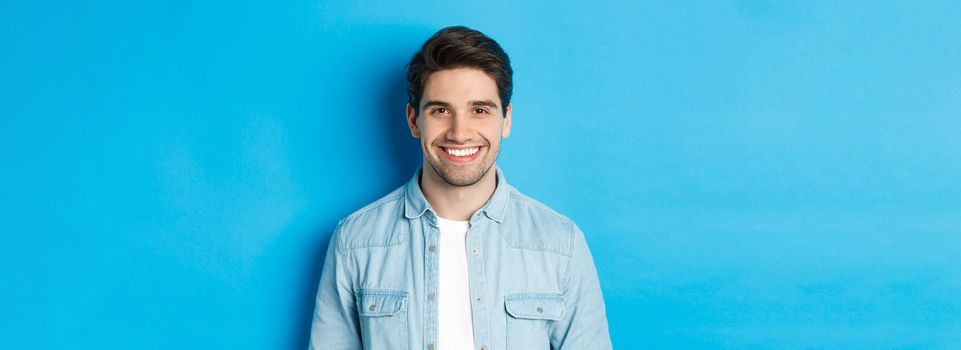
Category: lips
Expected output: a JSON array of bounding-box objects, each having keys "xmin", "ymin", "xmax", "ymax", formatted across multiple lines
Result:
[{"xmin": 439, "ymin": 146, "xmax": 483, "ymax": 163}]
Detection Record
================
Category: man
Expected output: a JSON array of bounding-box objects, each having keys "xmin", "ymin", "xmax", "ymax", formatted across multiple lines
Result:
[{"xmin": 309, "ymin": 26, "xmax": 612, "ymax": 350}]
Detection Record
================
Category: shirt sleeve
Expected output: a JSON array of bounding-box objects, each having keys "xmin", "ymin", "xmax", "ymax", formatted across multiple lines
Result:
[
  {"xmin": 551, "ymin": 221, "xmax": 614, "ymax": 349},
  {"xmin": 308, "ymin": 223, "xmax": 363, "ymax": 349}
]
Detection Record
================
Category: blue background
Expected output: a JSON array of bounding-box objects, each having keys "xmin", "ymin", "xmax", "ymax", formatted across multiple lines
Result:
[{"xmin": 2, "ymin": 1, "xmax": 959, "ymax": 348}]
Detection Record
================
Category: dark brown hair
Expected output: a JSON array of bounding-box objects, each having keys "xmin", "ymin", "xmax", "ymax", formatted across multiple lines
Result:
[{"xmin": 406, "ymin": 26, "xmax": 513, "ymax": 116}]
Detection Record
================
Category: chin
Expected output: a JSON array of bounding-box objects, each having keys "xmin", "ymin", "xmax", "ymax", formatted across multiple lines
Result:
[{"xmin": 430, "ymin": 161, "xmax": 492, "ymax": 187}]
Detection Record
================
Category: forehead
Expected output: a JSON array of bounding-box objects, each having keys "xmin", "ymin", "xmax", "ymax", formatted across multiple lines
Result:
[{"xmin": 421, "ymin": 68, "xmax": 500, "ymax": 105}]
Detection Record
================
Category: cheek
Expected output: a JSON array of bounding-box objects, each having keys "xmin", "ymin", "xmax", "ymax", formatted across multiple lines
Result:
[
  {"xmin": 422, "ymin": 133, "xmax": 444, "ymax": 152},
  {"xmin": 420, "ymin": 124, "xmax": 445, "ymax": 140},
  {"xmin": 484, "ymin": 125, "xmax": 504, "ymax": 143}
]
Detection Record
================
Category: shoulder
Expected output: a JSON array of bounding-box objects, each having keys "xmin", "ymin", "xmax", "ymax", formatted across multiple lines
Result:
[
  {"xmin": 333, "ymin": 185, "xmax": 410, "ymax": 252},
  {"xmin": 508, "ymin": 189, "xmax": 573, "ymax": 225},
  {"xmin": 499, "ymin": 187, "xmax": 579, "ymax": 257}
]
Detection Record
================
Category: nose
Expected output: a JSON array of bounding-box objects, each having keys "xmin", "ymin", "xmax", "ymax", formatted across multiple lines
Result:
[{"xmin": 446, "ymin": 114, "xmax": 472, "ymax": 142}]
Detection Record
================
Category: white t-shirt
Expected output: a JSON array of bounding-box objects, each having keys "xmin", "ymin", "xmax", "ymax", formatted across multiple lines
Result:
[{"xmin": 436, "ymin": 216, "xmax": 476, "ymax": 349}]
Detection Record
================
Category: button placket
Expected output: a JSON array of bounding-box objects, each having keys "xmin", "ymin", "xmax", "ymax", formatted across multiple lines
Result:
[
  {"xmin": 465, "ymin": 219, "xmax": 490, "ymax": 349},
  {"xmin": 423, "ymin": 217, "xmax": 440, "ymax": 350}
]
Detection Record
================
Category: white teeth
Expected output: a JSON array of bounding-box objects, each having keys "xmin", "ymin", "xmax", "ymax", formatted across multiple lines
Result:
[{"xmin": 445, "ymin": 147, "xmax": 479, "ymax": 157}]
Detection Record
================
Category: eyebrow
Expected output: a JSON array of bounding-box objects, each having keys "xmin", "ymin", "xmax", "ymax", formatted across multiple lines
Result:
[
  {"xmin": 421, "ymin": 99, "xmax": 500, "ymax": 110},
  {"xmin": 468, "ymin": 100, "xmax": 499, "ymax": 109},
  {"xmin": 422, "ymin": 100, "xmax": 453, "ymax": 110}
]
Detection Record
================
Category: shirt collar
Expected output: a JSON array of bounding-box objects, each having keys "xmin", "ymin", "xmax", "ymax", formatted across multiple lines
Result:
[{"xmin": 404, "ymin": 165, "xmax": 511, "ymax": 223}]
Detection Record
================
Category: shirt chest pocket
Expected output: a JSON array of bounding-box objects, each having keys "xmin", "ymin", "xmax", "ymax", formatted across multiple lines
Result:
[
  {"xmin": 357, "ymin": 290, "xmax": 409, "ymax": 349},
  {"xmin": 505, "ymin": 293, "xmax": 564, "ymax": 349}
]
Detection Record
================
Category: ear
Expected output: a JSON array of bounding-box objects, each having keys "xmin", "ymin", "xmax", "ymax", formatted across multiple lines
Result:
[
  {"xmin": 501, "ymin": 103, "xmax": 512, "ymax": 138},
  {"xmin": 406, "ymin": 103, "xmax": 421, "ymax": 138}
]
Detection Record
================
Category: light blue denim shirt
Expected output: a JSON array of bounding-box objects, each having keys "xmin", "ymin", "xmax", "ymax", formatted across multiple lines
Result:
[{"xmin": 309, "ymin": 166, "xmax": 612, "ymax": 349}]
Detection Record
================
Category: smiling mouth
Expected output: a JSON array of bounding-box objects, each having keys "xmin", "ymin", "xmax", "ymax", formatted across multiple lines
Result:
[{"xmin": 439, "ymin": 146, "xmax": 483, "ymax": 163}]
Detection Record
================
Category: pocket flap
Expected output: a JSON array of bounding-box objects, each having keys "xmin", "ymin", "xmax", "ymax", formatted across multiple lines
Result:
[
  {"xmin": 357, "ymin": 290, "xmax": 407, "ymax": 317},
  {"xmin": 505, "ymin": 293, "xmax": 564, "ymax": 321}
]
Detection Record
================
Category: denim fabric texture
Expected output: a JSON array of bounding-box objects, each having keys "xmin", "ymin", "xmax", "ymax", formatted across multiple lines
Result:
[{"xmin": 309, "ymin": 166, "xmax": 612, "ymax": 349}]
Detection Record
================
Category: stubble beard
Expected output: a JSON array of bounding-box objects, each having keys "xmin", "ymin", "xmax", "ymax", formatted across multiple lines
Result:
[{"xmin": 425, "ymin": 143, "xmax": 498, "ymax": 187}]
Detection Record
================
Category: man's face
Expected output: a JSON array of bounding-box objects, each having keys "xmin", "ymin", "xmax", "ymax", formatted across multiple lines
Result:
[{"xmin": 407, "ymin": 68, "xmax": 512, "ymax": 187}]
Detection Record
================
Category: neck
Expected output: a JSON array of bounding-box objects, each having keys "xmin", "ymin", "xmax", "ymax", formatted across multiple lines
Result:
[{"xmin": 420, "ymin": 163, "xmax": 498, "ymax": 221}]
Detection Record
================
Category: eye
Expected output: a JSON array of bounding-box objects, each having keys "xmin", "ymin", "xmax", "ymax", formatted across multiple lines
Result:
[
  {"xmin": 431, "ymin": 107, "xmax": 449, "ymax": 115},
  {"xmin": 474, "ymin": 108, "xmax": 489, "ymax": 115}
]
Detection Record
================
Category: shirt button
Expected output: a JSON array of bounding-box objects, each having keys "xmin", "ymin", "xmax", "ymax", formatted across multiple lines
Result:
[
  {"xmin": 472, "ymin": 248, "xmax": 479, "ymax": 255},
  {"xmin": 428, "ymin": 292, "xmax": 435, "ymax": 301},
  {"xmin": 537, "ymin": 307, "xmax": 544, "ymax": 313},
  {"xmin": 428, "ymin": 245, "xmax": 436, "ymax": 252},
  {"xmin": 480, "ymin": 346, "xmax": 487, "ymax": 350},
  {"xmin": 476, "ymin": 297, "xmax": 483, "ymax": 304},
  {"xmin": 427, "ymin": 343, "xmax": 434, "ymax": 350},
  {"xmin": 368, "ymin": 304, "xmax": 377, "ymax": 311}
]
